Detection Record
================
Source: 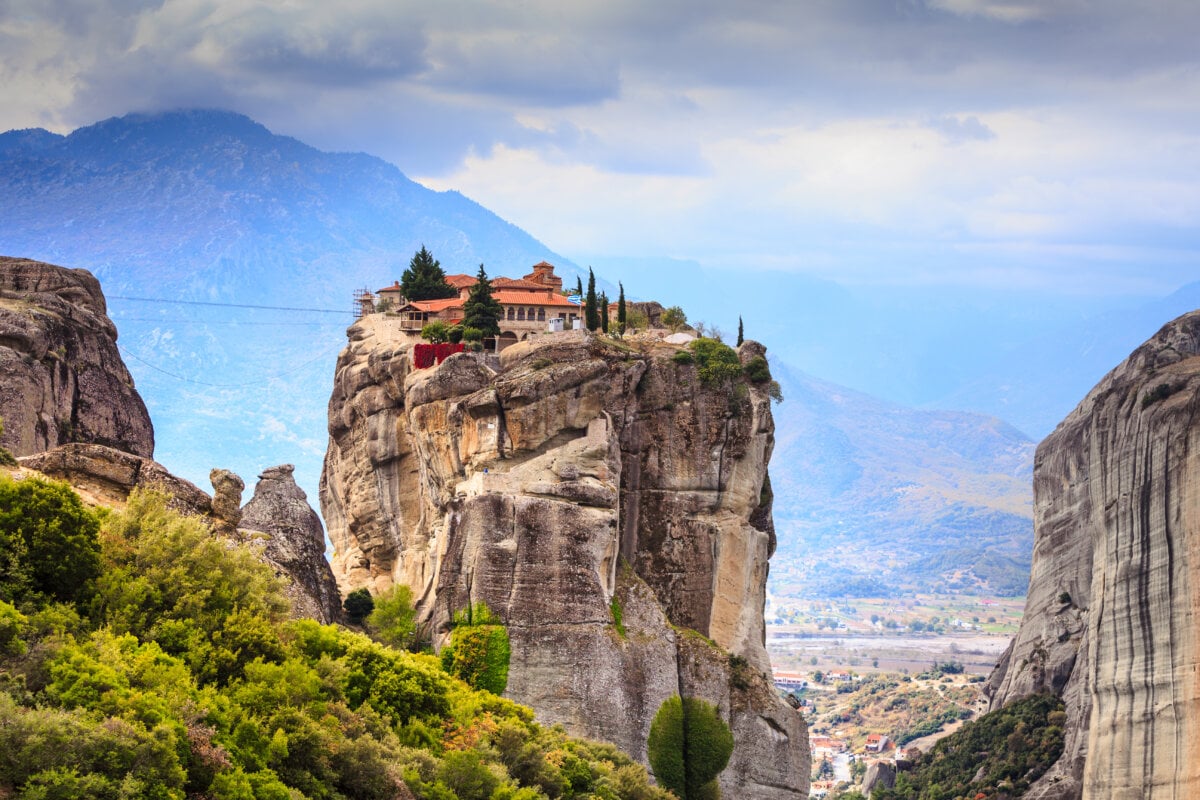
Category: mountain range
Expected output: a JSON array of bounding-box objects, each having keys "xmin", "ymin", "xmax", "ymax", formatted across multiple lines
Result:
[{"xmin": 2, "ymin": 109, "xmax": 1190, "ymax": 600}]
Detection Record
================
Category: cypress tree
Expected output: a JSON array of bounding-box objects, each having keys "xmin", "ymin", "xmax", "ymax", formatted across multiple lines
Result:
[
  {"xmin": 737, "ymin": 316, "xmax": 744, "ymax": 346},
  {"xmin": 461, "ymin": 264, "xmax": 503, "ymax": 338},
  {"xmin": 599, "ymin": 291, "xmax": 609, "ymax": 333},
  {"xmin": 575, "ymin": 276, "xmax": 583, "ymax": 298},
  {"xmin": 400, "ymin": 246, "xmax": 457, "ymax": 301},
  {"xmin": 617, "ymin": 282, "xmax": 627, "ymax": 336},
  {"xmin": 585, "ymin": 268, "xmax": 599, "ymax": 331}
]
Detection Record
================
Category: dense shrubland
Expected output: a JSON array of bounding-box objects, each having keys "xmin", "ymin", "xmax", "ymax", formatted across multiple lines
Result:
[
  {"xmin": 0, "ymin": 476, "xmax": 672, "ymax": 800},
  {"xmin": 872, "ymin": 693, "xmax": 1066, "ymax": 800}
]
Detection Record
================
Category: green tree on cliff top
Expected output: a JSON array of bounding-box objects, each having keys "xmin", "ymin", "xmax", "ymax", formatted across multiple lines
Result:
[
  {"xmin": 461, "ymin": 264, "xmax": 503, "ymax": 338},
  {"xmin": 400, "ymin": 246, "xmax": 457, "ymax": 301}
]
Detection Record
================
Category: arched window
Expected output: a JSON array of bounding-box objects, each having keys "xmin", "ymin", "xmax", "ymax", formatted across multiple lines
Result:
[
  {"xmin": 537, "ymin": 307, "xmax": 546, "ymax": 321},
  {"xmin": 517, "ymin": 308, "xmax": 526, "ymax": 321},
  {"xmin": 527, "ymin": 307, "xmax": 535, "ymax": 320},
  {"xmin": 507, "ymin": 307, "xmax": 515, "ymax": 320}
]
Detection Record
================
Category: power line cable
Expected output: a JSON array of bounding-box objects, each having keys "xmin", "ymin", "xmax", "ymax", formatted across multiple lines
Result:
[
  {"xmin": 108, "ymin": 295, "xmax": 354, "ymax": 315},
  {"xmin": 117, "ymin": 342, "xmax": 344, "ymax": 388},
  {"xmin": 114, "ymin": 316, "xmax": 348, "ymax": 327}
]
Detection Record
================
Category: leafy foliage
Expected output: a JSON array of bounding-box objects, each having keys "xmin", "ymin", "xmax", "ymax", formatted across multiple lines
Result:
[
  {"xmin": 401, "ymin": 246, "xmax": 457, "ymax": 301},
  {"xmin": 687, "ymin": 338, "xmax": 743, "ymax": 387},
  {"xmin": 421, "ymin": 320, "xmax": 451, "ymax": 343},
  {"xmin": 0, "ymin": 474, "xmax": 102, "ymax": 606},
  {"xmin": 743, "ymin": 355, "xmax": 771, "ymax": 384},
  {"xmin": 366, "ymin": 585, "xmax": 423, "ymax": 651},
  {"xmin": 661, "ymin": 306, "xmax": 687, "ymax": 332},
  {"xmin": 0, "ymin": 483, "xmax": 667, "ymax": 800},
  {"xmin": 647, "ymin": 696, "xmax": 734, "ymax": 799},
  {"xmin": 441, "ymin": 603, "xmax": 510, "ymax": 695},
  {"xmin": 585, "ymin": 268, "xmax": 599, "ymax": 331},
  {"xmin": 873, "ymin": 693, "xmax": 1066, "ymax": 800},
  {"xmin": 461, "ymin": 264, "xmax": 503, "ymax": 338},
  {"xmin": 736, "ymin": 317, "xmax": 743, "ymax": 347},
  {"xmin": 0, "ymin": 418, "xmax": 16, "ymax": 466},
  {"xmin": 617, "ymin": 283, "xmax": 627, "ymax": 335},
  {"xmin": 343, "ymin": 588, "xmax": 374, "ymax": 623}
]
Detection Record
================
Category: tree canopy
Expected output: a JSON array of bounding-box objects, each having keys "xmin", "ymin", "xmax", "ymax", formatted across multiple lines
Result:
[
  {"xmin": 400, "ymin": 246, "xmax": 457, "ymax": 301},
  {"xmin": 647, "ymin": 695, "xmax": 734, "ymax": 799},
  {"xmin": 585, "ymin": 268, "xmax": 599, "ymax": 331},
  {"xmin": 461, "ymin": 264, "xmax": 503, "ymax": 338}
]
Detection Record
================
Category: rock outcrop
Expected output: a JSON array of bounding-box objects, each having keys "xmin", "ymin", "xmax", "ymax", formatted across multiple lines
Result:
[
  {"xmin": 241, "ymin": 465, "xmax": 343, "ymax": 624},
  {"xmin": 986, "ymin": 310, "xmax": 1200, "ymax": 800},
  {"xmin": 321, "ymin": 316, "xmax": 808, "ymax": 798},
  {"xmin": 18, "ymin": 442, "xmax": 211, "ymax": 515},
  {"xmin": 0, "ymin": 257, "xmax": 153, "ymax": 458}
]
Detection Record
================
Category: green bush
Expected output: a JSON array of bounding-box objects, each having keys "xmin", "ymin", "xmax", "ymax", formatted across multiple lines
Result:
[
  {"xmin": 874, "ymin": 693, "xmax": 1066, "ymax": 800},
  {"xmin": 344, "ymin": 588, "xmax": 375, "ymax": 623},
  {"xmin": 688, "ymin": 338, "xmax": 743, "ymax": 387},
  {"xmin": 611, "ymin": 597, "xmax": 626, "ymax": 638},
  {"xmin": 421, "ymin": 320, "xmax": 450, "ymax": 344},
  {"xmin": 447, "ymin": 324, "xmax": 464, "ymax": 344},
  {"xmin": 0, "ymin": 418, "xmax": 16, "ymax": 466},
  {"xmin": 441, "ymin": 602, "xmax": 510, "ymax": 695},
  {"xmin": 672, "ymin": 350, "xmax": 694, "ymax": 365},
  {"xmin": 743, "ymin": 355, "xmax": 771, "ymax": 383},
  {"xmin": 647, "ymin": 696, "xmax": 734, "ymax": 799},
  {"xmin": 462, "ymin": 326, "xmax": 484, "ymax": 343},
  {"xmin": 661, "ymin": 306, "xmax": 688, "ymax": 332},
  {"xmin": 0, "ymin": 474, "xmax": 102, "ymax": 606},
  {"xmin": 366, "ymin": 585, "xmax": 421, "ymax": 651}
]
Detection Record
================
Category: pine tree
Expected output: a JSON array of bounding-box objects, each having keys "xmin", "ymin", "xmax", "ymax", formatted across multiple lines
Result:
[
  {"xmin": 400, "ymin": 246, "xmax": 457, "ymax": 301},
  {"xmin": 737, "ymin": 316, "xmax": 744, "ymax": 346},
  {"xmin": 461, "ymin": 264, "xmax": 503, "ymax": 338},
  {"xmin": 575, "ymin": 276, "xmax": 583, "ymax": 298},
  {"xmin": 599, "ymin": 291, "xmax": 609, "ymax": 333},
  {"xmin": 617, "ymin": 283, "xmax": 627, "ymax": 336},
  {"xmin": 585, "ymin": 268, "xmax": 599, "ymax": 331}
]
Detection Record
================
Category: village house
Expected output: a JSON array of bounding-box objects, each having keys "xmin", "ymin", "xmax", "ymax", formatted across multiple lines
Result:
[
  {"xmin": 367, "ymin": 261, "xmax": 582, "ymax": 351},
  {"xmin": 864, "ymin": 733, "xmax": 891, "ymax": 753}
]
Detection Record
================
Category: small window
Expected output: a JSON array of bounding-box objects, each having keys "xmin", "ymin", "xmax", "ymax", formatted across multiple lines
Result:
[
  {"xmin": 537, "ymin": 308, "xmax": 545, "ymax": 321},
  {"xmin": 507, "ymin": 307, "xmax": 515, "ymax": 320},
  {"xmin": 517, "ymin": 308, "xmax": 526, "ymax": 321}
]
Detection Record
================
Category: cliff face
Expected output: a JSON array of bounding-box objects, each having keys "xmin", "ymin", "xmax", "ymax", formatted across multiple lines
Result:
[
  {"xmin": 986, "ymin": 310, "xmax": 1200, "ymax": 800},
  {"xmin": 0, "ymin": 257, "xmax": 154, "ymax": 458},
  {"xmin": 321, "ymin": 316, "xmax": 808, "ymax": 798}
]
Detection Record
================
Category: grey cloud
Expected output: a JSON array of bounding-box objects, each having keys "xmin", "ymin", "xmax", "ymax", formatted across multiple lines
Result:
[
  {"xmin": 205, "ymin": 6, "xmax": 428, "ymax": 86},
  {"xmin": 928, "ymin": 114, "xmax": 996, "ymax": 143},
  {"xmin": 426, "ymin": 33, "xmax": 620, "ymax": 106}
]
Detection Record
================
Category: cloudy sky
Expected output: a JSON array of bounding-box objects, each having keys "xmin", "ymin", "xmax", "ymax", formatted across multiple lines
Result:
[{"xmin": 2, "ymin": 0, "xmax": 1198, "ymax": 295}]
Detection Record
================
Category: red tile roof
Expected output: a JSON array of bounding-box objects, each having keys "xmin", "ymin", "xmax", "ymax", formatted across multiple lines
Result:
[
  {"xmin": 492, "ymin": 290, "xmax": 579, "ymax": 307},
  {"xmin": 445, "ymin": 274, "xmax": 477, "ymax": 289},
  {"xmin": 410, "ymin": 298, "xmax": 464, "ymax": 313},
  {"xmin": 376, "ymin": 281, "xmax": 404, "ymax": 294}
]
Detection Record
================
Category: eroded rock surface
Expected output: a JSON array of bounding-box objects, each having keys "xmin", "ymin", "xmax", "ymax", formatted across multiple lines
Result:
[
  {"xmin": 241, "ymin": 465, "xmax": 343, "ymax": 624},
  {"xmin": 321, "ymin": 316, "xmax": 809, "ymax": 798},
  {"xmin": 0, "ymin": 257, "xmax": 153, "ymax": 458},
  {"xmin": 18, "ymin": 442, "xmax": 210, "ymax": 515},
  {"xmin": 986, "ymin": 310, "xmax": 1200, "ymax": 800}
]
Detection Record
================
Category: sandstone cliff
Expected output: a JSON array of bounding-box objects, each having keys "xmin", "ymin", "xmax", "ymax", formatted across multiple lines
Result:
[
  {"xmin": 986, "ymin": 310, "xmax": 1200, "ymax": 800},
  {"xmin": 0, "ymin": 257, "xmax": 153, "ymax": 458},
  {"xmin": 321, "ymin": 316, "xmax": 808, "ymax": 798}
]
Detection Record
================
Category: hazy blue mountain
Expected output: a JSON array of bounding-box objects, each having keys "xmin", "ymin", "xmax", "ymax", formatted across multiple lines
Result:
[
  {"xmin": 0, "ymin": 110, "xmax": 587, "ymax": 502},
  {"xmin": 930, "ymin": 281, "xmax": 1200, "ymax": 437},
  {"xmin": 768, "ymin": 364, "xmax": 1036, "ymax": 598}
]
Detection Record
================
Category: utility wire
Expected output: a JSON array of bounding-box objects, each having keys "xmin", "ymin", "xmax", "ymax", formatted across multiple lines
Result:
[
  {"xmin": 108, "ymin": 295, "xmax": 354, "ymax": 315},
  {"xmin": 117, "ymin": 342, "xmax": 344, "ymax": 388},
  {"xmin": 114, "ymin": 316, "xmax": 348, "ymax": 327}
]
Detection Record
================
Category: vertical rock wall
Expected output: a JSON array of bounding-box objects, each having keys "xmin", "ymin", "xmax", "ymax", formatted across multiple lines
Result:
[
  {"xmin": 321, "ymin": 317, "xmax": 809, "ymax": 798},
  {"xmin": 0, "ymin": 257, "xmax": 154, "ymax": 458},
  {"xmin": 986, "ymin": 310, "xmax": 1200, "ymax": 800}
]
